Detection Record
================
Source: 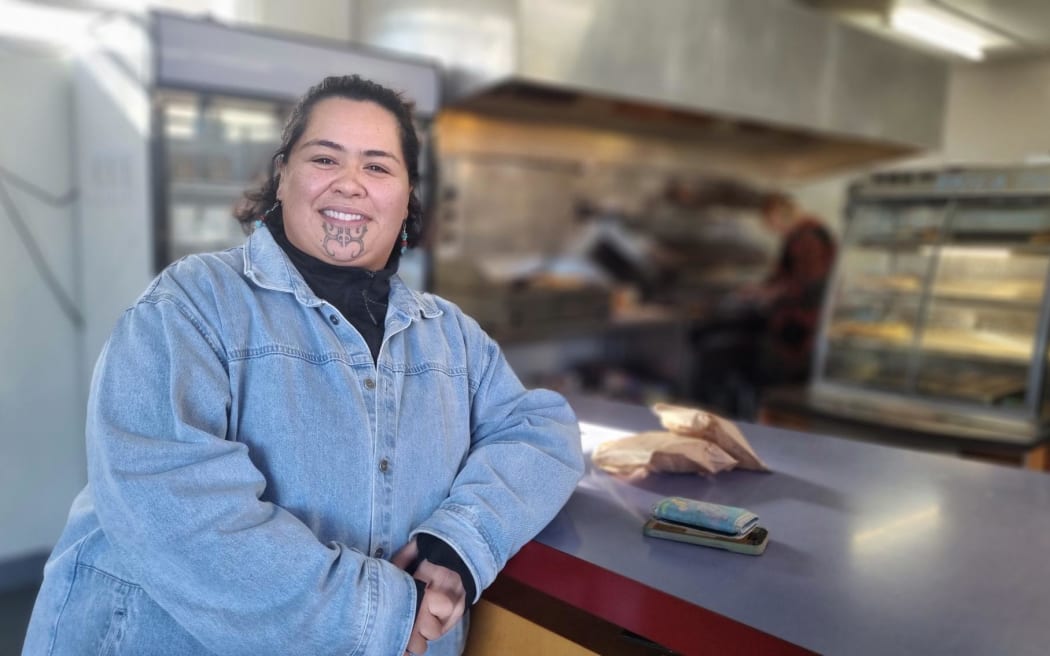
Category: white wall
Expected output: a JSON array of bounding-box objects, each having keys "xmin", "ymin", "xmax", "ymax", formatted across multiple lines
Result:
[
  {"xmin": 929, "ymin": 55, "xmax": 1050, "ymax": 166},
  {"xmin": 73, "ymin": 26, "xmax": 154, "ymax": 394},
  {"xmin": 790, "ymin": 54, "xmax": 1050, "ymax": 233},
  {"xmin": 0, "ymin": 45, "xmax": 87, "ymax": 562},
  {"xmin": 0, "ymin": 15, "xmax": 153, "ymax": 565},
  {"xmin": 787, "ymin": 172, "xmax": 853, "ymax": 235},
  {"xmin": 220, "ymin": 0, "xmax": 353, "ymax": 41}
]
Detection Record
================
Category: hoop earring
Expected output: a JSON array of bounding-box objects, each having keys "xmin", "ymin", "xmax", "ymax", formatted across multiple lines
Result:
[{"xmin": 254, "ymin": 200, "xmax": 280, "ymax": 230}]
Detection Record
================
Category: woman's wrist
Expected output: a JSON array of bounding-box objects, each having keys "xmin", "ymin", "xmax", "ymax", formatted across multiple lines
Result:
[{"xmin": 415, "ymin": 533, "xmax": 477, "ymax": 603}]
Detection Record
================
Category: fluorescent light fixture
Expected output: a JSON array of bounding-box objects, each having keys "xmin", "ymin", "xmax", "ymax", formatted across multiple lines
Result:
[{"xmin": 890, "ymin": 6, "xmax": 986, "ymax": 61}]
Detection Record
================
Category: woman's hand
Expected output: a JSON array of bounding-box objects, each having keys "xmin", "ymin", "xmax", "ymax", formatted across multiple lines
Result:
[
  {"xmin": 405, "ymin": 575, "xmax": 465, "ymax": 654},
  {"xmin": 393, "ymin": 538, "xmax": 467, "ymax": 655},
  {"xmin": 415, "ymin": 559, "xmax": 467, "ymax": 633}
]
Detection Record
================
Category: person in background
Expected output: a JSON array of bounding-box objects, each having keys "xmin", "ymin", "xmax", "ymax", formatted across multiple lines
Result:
[
  {"xmin": 23, "ymin": 75, "xmax": 584, "ymax": 656},
  {"xmin": 692, "ymin": 192, "xmax": 836, "ymax": 418},
  {"xmin": 742, "ymin": 193, "xmax": 837, "ymax": 380}
]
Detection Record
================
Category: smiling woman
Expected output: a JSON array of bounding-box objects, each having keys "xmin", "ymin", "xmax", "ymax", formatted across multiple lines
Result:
[
  {"xmin": 21, "ymin": 75, "xmax": 584, "ymax": 656},
  {"xmin": 238, "ymin": 75, "xmax": 425, "ymax": 268},
  {"xmin": 276, "ymin": 98, "xmax": 411, "ymax": 269}
]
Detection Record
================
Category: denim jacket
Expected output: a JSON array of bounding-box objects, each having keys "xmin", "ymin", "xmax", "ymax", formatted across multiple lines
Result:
[{"xmin": 24, "ymin": 227, "xmax": 584, "ymax": 656}]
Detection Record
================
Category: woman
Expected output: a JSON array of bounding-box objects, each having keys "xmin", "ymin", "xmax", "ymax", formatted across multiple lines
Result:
[
  {"xmin": 23, "ymin": 75, "xmax": 584, "ymax": 656},
  {"xmin": 751, "ymin": 193, "xmax": 837, "ymax": 383},
  {"xmin": 690, "ymin": 193, "xmax": 836, "ymax": 419}
]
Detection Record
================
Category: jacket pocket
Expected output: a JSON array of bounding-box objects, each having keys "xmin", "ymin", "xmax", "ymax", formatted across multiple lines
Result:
[
  {"xmin": 51, "ymin": 563, "xmax": 214, "ymax": 655},
  {"xmin": 48, "ymin": 564, "xmax": 134, "ymax": 656}
]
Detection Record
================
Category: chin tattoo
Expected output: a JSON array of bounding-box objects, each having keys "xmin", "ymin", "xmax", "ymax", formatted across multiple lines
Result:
[{"xmin": 323, "ymin": 222, "xmax": 367, "ymax": 260}]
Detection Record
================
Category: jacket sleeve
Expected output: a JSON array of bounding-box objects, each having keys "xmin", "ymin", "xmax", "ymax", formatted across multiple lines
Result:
[
  {"xmin": 86, "ymin": 293, "xmax": 416, "ymax": 656},
  {"xmin": 412, "ymin": 318, "xmax": 585, "ymax": 602}
]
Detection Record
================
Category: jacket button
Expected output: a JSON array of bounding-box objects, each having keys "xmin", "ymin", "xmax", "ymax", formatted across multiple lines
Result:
[
  {"xmin": 374, "ymin": 547, "xmax": 385, "ymax": 558},
  {"xmin": 364, "ymin": 378, "xmax": 376, "ymax": 390},
  {"xmin": 379, "ymin": 458, "xmax": 389, "ymax": 473},
  {"xmin": 329, "ymin": 314, "xmax": 339, "ymax": 325}
]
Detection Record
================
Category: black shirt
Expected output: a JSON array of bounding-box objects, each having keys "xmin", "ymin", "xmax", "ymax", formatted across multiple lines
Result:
[{"xmin": 270, "ymin": 222, "xmax": 394, "ymax": 364}]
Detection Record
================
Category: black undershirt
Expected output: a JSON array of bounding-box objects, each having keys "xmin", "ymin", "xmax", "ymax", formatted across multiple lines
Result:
[
  {"xmin": 270, "ymin": 222, "xmax": 393, "ymax": 364},
  {"xmin": 268, "ymin": 222, "xmax": 477, "ymax": 610}
]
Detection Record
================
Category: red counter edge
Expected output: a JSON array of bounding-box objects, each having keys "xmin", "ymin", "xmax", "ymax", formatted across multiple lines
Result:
[{"xmin": 500, "ymin": 541, "xmax": 816, "ymax": 656}]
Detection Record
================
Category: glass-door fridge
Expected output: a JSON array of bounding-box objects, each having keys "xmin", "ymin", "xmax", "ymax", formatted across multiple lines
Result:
[
  {"xmin": 149, "ymin": 11, "xmax": 441, "ymax": 288},
  {"xmin": 155, "ymin": 90, "xmax": 286, "ymax": 266}
]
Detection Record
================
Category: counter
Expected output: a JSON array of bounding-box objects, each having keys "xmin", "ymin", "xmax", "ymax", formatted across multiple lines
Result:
[{"xmin": 493, "ymin": 394, "xmax": 1050, "ymax": 655}]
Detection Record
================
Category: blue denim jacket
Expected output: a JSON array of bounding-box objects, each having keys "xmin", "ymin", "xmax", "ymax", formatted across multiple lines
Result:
[{"xmin": 24, "ymin": 227, "xmax": 584, "ymax": 656}]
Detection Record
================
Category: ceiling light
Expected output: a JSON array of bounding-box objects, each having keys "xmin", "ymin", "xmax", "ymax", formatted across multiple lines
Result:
[{"xmin": 890, "ymin": 6, "xmax": 987, "ymax": 61}]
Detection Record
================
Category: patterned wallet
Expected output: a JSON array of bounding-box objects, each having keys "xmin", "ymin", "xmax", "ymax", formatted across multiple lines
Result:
[{"xmin": 651, "ymin": 496, "xmax": 759, "ymax": 535}]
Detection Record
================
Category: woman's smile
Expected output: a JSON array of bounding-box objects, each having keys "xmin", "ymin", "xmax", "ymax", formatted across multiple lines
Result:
[
  {"xmin": 276, "ymin": 97, "xmax": 411, "ymax": 269},
  {"xmin": 321, "ymin": 208, "xmax": 368, "ymax": 223}
]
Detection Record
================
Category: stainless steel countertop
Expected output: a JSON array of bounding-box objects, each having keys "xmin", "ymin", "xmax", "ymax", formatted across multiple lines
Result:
[{"xmin": 538, "ymin": 394, "xmax": 1050, "ymax": 655}]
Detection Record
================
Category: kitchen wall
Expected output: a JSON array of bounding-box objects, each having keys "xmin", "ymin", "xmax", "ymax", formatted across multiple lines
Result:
[
  {"xmin": 431, "ymin": 109, "xmax": 779, "ymax": 397},
  {"xmin": 934, "ymin": 56, "xmax": 1050, "ymax": 165},
  {"xmin": 240, "ymin": 0, "xmax": 354, "ymax": 41},
  {"xmin": 432, "ymin": 109, "xmax": 776, "ymax": 267},
  {"xmin": 433, "ymin": 109, "xmax": 757, "ymax": 258}
]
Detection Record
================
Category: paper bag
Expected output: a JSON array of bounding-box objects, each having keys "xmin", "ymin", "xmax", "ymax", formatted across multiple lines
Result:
[
  {"xmin": 592, "ymin": 430, "xmax": 739, "ymax": 477},
  {"xmin": 652, "ymin": 403, "xmax": 769, "ymax": 471}
]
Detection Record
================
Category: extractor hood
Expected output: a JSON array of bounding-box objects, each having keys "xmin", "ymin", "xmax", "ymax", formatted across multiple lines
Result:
[{"xmin": 351, "ymin": 0, "xmax": 949, "ymax": 180}]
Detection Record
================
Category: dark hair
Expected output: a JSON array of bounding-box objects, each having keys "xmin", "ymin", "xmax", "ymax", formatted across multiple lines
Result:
[{"xmin": 234, "ymin": 75, "xmax": 424, "ymax": 248}]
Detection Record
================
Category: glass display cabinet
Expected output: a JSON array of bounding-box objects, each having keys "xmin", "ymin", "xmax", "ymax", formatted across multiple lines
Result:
[{"xmin": 809, "ymin": 166, "xmax": 1050, "ymax": 444}]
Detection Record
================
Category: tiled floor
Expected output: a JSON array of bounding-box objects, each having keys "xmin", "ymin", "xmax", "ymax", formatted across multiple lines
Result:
[{"xmin": 0, "ymin": 583, "xmax": 36, "ymax": 656}]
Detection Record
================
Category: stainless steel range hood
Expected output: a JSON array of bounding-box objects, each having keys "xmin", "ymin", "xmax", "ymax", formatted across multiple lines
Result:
[{"xmin": 352, "ymin": 0, "xmax": 948, "ymax": 180}]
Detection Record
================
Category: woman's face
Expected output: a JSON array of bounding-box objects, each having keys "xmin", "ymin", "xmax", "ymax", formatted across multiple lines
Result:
[
  {"xmin": 276, "ymin": 97, "xmax": 411, "ymax": 270},
  {"xmin": 762, "ymin": 199, "xmax": 797, "ymax": 236}
]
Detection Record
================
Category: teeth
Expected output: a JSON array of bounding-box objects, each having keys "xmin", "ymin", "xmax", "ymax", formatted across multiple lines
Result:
[{"xmin": 322, "ymin": 209, "xmax": 365, "ymax": 222}]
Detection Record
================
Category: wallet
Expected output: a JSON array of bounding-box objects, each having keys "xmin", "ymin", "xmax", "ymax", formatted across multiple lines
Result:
[
  {"xmin": 646, "ymin": 496, "xmax": 768, "ymax": 555},
  {"xmin": 650, "ymin": 496, "xmax": 759, "ymax": 536}
]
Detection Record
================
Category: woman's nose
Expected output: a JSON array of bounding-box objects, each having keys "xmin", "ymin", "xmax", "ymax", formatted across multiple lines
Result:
[{"xmin": 333, "ymin": 168, "xmax": 366, "ymax": 196}]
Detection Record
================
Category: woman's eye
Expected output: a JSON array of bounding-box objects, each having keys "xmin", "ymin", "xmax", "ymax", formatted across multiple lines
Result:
[
  {"xmin": 366, "ymin": 164, "xmax": 389, "ymax": 174},
  {"xmin": 313, "ymin": 157, "xmax": 336, "ymax": 165}
]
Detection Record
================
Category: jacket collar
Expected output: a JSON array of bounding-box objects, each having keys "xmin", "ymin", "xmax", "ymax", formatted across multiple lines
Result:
[{"xmin": 242, "ymin": 225, "xmax": 442, "ymax": 322}]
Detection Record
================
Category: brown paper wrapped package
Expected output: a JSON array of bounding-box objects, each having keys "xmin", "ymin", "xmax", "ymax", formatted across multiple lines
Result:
[
  {"xmin": 590, "ymin": 403, "xmax": 770, "ymax": 477},
  {"xmin": 592, "ymin": 431, "xmax": 739, "ymax": 477},
  {"xmin": 652, "ymin": 403, "xmax": 769, "ymax": 471}
]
